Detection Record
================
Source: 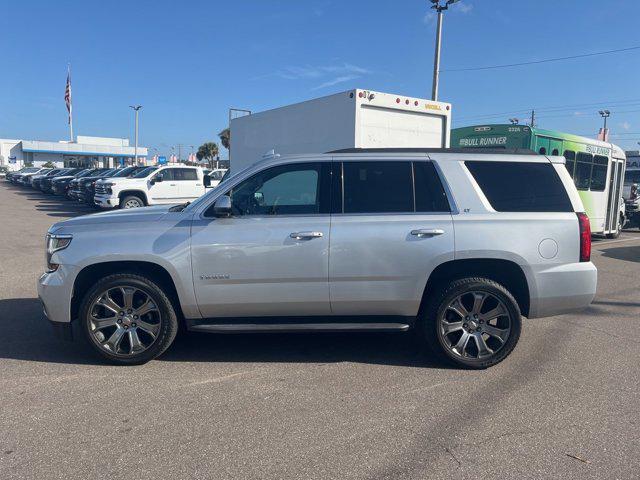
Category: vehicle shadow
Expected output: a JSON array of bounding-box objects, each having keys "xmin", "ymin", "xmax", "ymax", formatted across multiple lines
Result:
[
  {"xmin": 0, "ymin": 297, "xmax": 449, "ymax": 369},
  {"xmin": 599, "ymin": 245, "xmax": 640, "ymax": 263},
  {"xmin": 4, "ymin": 185, "xmax": 93, "ymax": 218}
]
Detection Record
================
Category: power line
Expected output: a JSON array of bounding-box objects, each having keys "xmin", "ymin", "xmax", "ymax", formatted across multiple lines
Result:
[
  {"xmin": 441, "ymin": 46, "xmax": 640, "ymax": 72},
  {"xmin": 455, "ymin": 99, "xmax": 640, "ymax": 122}
]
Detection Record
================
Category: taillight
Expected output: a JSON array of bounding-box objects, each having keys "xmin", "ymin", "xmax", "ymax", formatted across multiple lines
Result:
[{"xmin": 577, "ymin": 212, "xmax": 591, "ymax": 262}]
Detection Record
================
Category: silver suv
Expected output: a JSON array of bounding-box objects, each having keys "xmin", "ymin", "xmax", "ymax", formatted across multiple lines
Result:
[{"xmin": 38, "ymin": 149, "xmax": 597, "ymax": 368}]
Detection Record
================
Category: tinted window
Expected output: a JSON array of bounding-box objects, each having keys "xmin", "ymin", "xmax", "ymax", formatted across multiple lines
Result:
[
  {"xmin": 590, "ymin": 164, "xmax": 607, "ymax": 191},
  {"xmin": 174, "ymin": 168, "xmax": 198, "ymax": 181},
  {"xmin": 226, "ymin": 162, "xmax": 327, "ymax": 216},
  {"xmin": 625, "ymin": 170, "xmax": 640, "ymax": 184},
  {"xmin": 132, "ymin": 166, "xmax": 158, "ymax": 178},
  {"xmin": 414, "ymin": 162, "xmax": 450, "ymax": 212},
  {"xmin": 343, "ymin": 161, "xmax": 413, "ymax": 213},
  {"xmin": 563, "ymin": 150, "xmax": 576, "ymax": 178},
  {"xmin": 575, "ymin": 152, "xmax": 593, "ymax": 190},
  {"xmin": 466, "ymin": 161, "xmax": 573, "ymax": 212},
  {"xmin": 157, "ymin": 169, "xmax": 174, "ymax": 181}
]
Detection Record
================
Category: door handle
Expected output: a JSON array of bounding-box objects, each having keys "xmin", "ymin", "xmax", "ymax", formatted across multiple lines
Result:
[
  {"xmin": 290, "ymin": 231, "xmax": 324, "ymax": 240},
  {"xmin": 410, "ymin": 229, "xmax": 445, "ymax": 237}
]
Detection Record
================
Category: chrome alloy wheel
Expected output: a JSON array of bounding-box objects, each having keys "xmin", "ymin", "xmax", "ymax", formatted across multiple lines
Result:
[
  {"xmin": 123, "ymin": 198, "xmax": 143, "ymax": 209},
  {"xmin": 88, "ymin": 286, "xmax": 161, "ymax": 356},
  {"xmin": 438, "ymin": 291, "xmax": 512, "ymax": 360}
]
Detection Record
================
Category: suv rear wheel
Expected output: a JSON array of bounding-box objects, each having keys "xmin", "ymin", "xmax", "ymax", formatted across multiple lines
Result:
[
  {"xmin": 422, "ymin": 277, "xmax": 522, "ymax": 369},
  {"xmin": 79, "ymin": 273, "xmax": 178, "ymax": 365}
]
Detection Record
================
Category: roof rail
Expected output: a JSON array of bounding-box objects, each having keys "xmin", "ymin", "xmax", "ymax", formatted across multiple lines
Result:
[{"xmin": 328, "ymin": 147, "xmax": 538, "ymax": 155}]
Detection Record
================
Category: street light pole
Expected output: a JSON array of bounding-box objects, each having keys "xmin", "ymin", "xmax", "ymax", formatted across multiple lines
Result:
[
  {"xmin": 598, "ymin": 109, "xmax": 610, "ymax": 141},
  {"xmin": 129, "ymin": 105, "xmax": 142, "ymax": 165},
  {"xmin": 430, "ymin": 0, "xmax": 459, "ymax": 101}
]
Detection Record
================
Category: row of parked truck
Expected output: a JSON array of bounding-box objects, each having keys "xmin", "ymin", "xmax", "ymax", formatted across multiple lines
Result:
[{"xmin": 5, "ymin": 164, "xmax": 227, "ymax": 209}]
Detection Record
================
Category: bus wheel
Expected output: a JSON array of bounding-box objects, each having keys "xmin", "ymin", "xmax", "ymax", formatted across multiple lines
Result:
[{"xmin": 606, "ymin": 215, "xmax": 624, "ymax": 239}]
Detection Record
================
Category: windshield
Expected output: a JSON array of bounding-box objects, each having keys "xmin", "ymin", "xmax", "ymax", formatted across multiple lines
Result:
[
  {"xmin": 131, "ymin": 166, "xmax": 158, "ymax": 178},
  {"xmin": 101, "ymin": 169, "xmax": 120, "ymax": 177},
  {"xmin": 111, "ymin": 166, "xmax": 137, "ymax": 178},
  {"xmin": 22, "ymin": 168, "xmax": 40, "ymax": 173},
  {"xmin": 75, "ymin": 169, "xmax": 94, "ymax": 177}
]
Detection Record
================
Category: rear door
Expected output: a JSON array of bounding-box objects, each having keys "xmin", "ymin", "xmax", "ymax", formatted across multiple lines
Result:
[
  {"xmin": 328, "ymin": 159, "xmax": 454, "ymax": 316},
  {"xmin": 174, "ymin": 167, "xmax": 204, "ymax": 200}
]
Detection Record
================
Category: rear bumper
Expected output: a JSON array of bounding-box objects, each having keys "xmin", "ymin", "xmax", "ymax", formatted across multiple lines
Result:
[{"xmin": 528, "ymin": 262, "xmax": 597, "ymax": 318}]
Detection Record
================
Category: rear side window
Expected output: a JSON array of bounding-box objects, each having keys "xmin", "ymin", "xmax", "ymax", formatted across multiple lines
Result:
[
  {"xmin": 174, "ymin": 168, "xmax": 198, "ymax": 180},
  {"xmin": 414, "ymin": 162, "xmax": 450, "ymax": 212},
  {"xmin": 343, "ymin": 162, "xmax": 413, "ymax": 213},
  {"xmin": 465, "ymin": 161, "xmax": 573, "ymax": 212}
]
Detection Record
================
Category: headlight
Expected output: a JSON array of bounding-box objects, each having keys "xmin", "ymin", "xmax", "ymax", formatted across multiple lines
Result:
[{"xmin": 45, "ymin": 234, "xmax": 72, "ymax": 272}]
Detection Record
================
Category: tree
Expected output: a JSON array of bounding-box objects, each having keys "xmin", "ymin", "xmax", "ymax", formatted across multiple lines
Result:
[
  {"xmin": 196, "ymin": 142, "xmax": 219, "ymax": 169},
  {"xmin": 218, "ymin": 128, "xmax": 230, "ymax": 151},
  {"xmin": 42, "ymin": 161, "xmax": 56, "ymax": 168}
]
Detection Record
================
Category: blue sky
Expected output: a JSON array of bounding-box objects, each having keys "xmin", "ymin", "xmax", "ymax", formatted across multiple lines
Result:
[{"xmin": 1, "ymin": 0, "xmax": 639, "ymax": 157}]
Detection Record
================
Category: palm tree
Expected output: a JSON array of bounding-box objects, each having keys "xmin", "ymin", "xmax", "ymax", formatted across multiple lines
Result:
[
  {"xmin": 218, "ymin": 128, "xmax": 230, "ymax": 151},
  {"xmin": 196, "ymin": 142, "xmax": 219, "ymax": 169}
]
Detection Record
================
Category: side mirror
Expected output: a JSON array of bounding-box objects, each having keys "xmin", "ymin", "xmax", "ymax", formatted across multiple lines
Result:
[
  {"xmin": 151, "ymin": 174, "xmax": 163, "ymax": 185},
  {"xmin": 203, "ymin": 175, "xmax": 211, "ymax": 188},
  {"xmin": 213, "ymin": 195, "xmax": 232, "ymax": 217}
]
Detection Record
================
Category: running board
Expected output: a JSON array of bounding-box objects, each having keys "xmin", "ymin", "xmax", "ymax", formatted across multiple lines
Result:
[{"xmin": 188, "ymin": 323, "xmax": 411, "ymax": 334}]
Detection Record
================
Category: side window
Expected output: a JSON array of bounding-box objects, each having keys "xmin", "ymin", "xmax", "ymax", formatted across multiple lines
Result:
[
  {"xmin": 343, "ymin": 161, "xmax": 413, "ymax": 213},
  {"xmin": 590, "ymin": 156, "xmax": 609, "ymax": 192},
  {"xmin": 174, "ymin": 168, "xmax": 198, "ymax": 181},
  {"xmin": 413, "ymin": 162, "xmax": 450, "ymax": 212},
  {"xmin": 465, "ymin": 161, "xmax": 573, "ymax": 212},
  {"xmin": 157, "ymin": 169, "xmax": 174, "ymax": 181},
  {"xmin": 563, "ymin": 150, "xmax": 576, "ymax": 178},
  {"xmin": 575, "ymin": 152, "xmax": 593, "ymax": 190},
  {"xmin": 226, "ymin": 162, "xmax": 327, "ymax": 216}
]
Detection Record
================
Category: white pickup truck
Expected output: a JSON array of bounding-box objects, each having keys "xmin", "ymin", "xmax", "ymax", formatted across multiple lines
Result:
[{"xmin": 94, "ymin": 165, "xmax": 206, "ymax": 209}]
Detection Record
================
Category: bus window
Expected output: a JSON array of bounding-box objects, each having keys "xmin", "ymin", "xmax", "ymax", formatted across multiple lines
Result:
[
  {"xmin": 539, "ymin": 147, "xmax": 547, "ymax": 154},
  {"xmin": 590, "ymin": 164, "xmax": 607, "ymax": 191},
  {"xmin": 563, "ymin": 150, "xmax": 576, "ymax": 178},
  {"xmin": 575, "ymin": 152, "xmax": 593, "ymax": 190}
]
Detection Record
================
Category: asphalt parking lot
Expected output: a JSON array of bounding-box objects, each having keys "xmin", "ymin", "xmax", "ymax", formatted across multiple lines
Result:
[{"xmin": 0, "ymin": 182, "xmax": 639, "ymax": 480}]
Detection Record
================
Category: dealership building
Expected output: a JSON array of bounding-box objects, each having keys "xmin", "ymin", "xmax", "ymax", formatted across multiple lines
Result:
[{"xmin": 0, "ymin": 136, "xmax": 148, "ymax": 170}]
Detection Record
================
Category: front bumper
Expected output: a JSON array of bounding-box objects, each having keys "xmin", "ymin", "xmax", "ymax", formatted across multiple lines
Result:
[
  {"xmin": 37, "ymin": 264, "xmax": 78, "ymax": 325},
  {"xmin": 528, "ymin": 262, "xmax": 597, "ymax": 318},
  {"xmin": 94, "ymin": 193, "xmax": 119, "ymax": 208}
]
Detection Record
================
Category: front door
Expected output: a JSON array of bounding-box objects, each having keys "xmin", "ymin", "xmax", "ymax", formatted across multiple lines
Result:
[
  {"xmin": 148, "ymin": 168, "xmax": 180, "ymax": 203},
  {"xmin": 191, "ymin": 161, "xmax": 332, "ymax": 318},
  {"xmin": 329, "ymin": 160, "xmax": 455, "ymax": 317}
]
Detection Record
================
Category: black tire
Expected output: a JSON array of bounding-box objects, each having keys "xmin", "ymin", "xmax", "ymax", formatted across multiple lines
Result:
[
  {"xmin": 121, "ymin": 194, "xmax": 145, "ymax": 209},
  {"xmin": 605, "ymin": 214, "xmax": 624, "ymax": 239},
  {"xmin": 420, "ymin": 277, "xmax": 522, "ymax": 369},
  {"xmin": 78, "ymin": 273, "xmax": 178, "ymax": 365}
]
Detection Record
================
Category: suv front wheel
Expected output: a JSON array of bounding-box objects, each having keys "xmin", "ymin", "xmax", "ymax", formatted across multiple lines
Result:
[
  {"xmin": 422, "ymin": 277, "xmax": 522, "ymax": 369},
  {"xmin": 79, "ymin": 273, "xmax": 179, "ymax": 365}
]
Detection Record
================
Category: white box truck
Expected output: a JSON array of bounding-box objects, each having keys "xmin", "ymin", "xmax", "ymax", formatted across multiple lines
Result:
[{"xmin": 229, "ymin": 89, "xmax": 452, "ymax": 173}]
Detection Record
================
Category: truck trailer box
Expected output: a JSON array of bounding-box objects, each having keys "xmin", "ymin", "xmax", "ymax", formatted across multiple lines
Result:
[{"xmin": 229, "ymin": 89, "xmax": 452, "ymax": 172}]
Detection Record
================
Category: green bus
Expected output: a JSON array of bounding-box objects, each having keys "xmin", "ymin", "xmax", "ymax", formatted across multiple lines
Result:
[{"xmin": 451, "ymin": 124, "xmax": 626, "ymax": 237}]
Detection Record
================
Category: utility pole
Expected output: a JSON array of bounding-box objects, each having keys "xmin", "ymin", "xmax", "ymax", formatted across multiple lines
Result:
[
  {"xmin": 429, "ymin": 0, "xmax": 459, "ymax": 101},
  {"xmin": 129, "ymin": 105, "xmax": 142, "ymax": 165},
  {"xmin": 529, "ymin": 110, "xmax": 535, "ymax": 128}
]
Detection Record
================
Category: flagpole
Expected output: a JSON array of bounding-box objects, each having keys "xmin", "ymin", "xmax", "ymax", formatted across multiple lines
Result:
[{"xmin": 67, "ymin": 64, "xmax": 74, "ymax": 143}]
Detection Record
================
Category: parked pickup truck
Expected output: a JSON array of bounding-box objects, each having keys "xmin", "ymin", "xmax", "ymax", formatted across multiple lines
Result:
[
  {"xmin": 38, "ymin": 149, "xmax": 597, "ymax": 368},
  {"xmin": 94, "ymin": 165, "xmax": 206, "ymax": 209}
]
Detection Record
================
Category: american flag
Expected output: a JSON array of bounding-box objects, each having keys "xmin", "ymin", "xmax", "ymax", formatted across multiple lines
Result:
[{"xmin": 64, "ymin": 69, "xmax": 72, "ymax": 124}]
